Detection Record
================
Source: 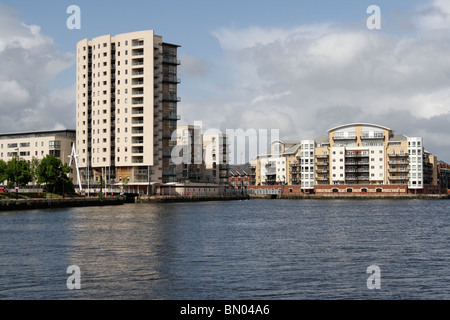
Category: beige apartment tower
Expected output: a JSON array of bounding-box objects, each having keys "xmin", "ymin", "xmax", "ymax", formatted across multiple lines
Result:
[{"xmin": 76, "ymin": 30, "xmax": 180, "ymax": 193}]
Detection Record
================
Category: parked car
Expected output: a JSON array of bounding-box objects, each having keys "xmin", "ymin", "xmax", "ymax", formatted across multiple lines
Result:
[{"xmin": 0, "ymin": 187, "xmax": 10, "ymax": 193}]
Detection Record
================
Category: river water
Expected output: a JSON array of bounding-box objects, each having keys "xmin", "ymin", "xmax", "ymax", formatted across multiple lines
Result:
[{"xmin": 0, "ymin": 199, "xmax": 449, "ymax": 300}]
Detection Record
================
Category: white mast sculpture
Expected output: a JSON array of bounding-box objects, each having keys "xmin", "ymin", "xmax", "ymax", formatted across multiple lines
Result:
[{"xmin": 68, "ymin": 144, "xmax": 82, "ymax": 191}]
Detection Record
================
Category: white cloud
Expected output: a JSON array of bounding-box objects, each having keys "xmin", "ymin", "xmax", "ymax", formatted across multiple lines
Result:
[
  {"xmin": 211, "ymin": 24, "xmax": 331, "ymax": 51},
  {"xmin": 180, "ymin": 3, "xmax": 450, "ymax": 162},
  {"xmin": 415, "ymin": 0, "xmax": 450, "ymax": 30},
  {"xmin": 179, "ymin": 54, "xmax": 213, "ymax": 77},
  {"xmin": 0, "ymin": 5, "xmax": 75, "ymax": 133}
]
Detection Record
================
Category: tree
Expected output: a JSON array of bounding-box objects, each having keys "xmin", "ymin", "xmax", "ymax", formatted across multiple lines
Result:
[
  {"xmin": 0, "ymin": 159, "xmax": 7, "ymax": 184},
  {"xmin": 6, "ymin": 156, "xmax": 33, "ymax": 188},
  {"xmin": 37, "ymin": 154, "xmax": 74, "ymax": 196},
  {"xmin": 30, "ymin": 157, "xmax": 41, "ymax": 185}
]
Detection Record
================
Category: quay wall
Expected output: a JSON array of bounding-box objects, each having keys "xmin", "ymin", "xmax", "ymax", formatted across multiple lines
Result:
[
  {"xmin": 136, "ymin": 194, "xmax": 251, "ymax": 203},
  {"xmin": 0, "ymin": 197, "xmax": 125, "ymax": 211}
]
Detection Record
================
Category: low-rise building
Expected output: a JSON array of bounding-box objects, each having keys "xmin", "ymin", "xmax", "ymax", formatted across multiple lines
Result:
[
  {"xmin": 228, "ymin": 163, "xmax": 251, "ymax": 190},
  {"xmin": 0, "ymin": 129, "xmax": 77, "ymax": 185}
]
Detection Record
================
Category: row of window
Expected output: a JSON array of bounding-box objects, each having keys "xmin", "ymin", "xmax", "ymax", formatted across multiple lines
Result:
[
  {"xmin": 80, "ymin": 39, "xmax": 139, "ymax": 52},
  {"xmin": 1, "ymin": 150, "xmax": 61, "ymax": 158},
  {"xmin": 1, "ymin": 141, "xmax": 61, "ymax": 149}
]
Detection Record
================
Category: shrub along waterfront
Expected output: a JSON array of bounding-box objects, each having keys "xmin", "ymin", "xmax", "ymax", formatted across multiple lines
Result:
[{"xmin": 0, "ymin": 154, "xmax": 74, "ymax": 197}]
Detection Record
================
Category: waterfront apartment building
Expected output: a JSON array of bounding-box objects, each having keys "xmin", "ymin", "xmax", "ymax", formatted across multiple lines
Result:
[
  {"xmin": 0, "ymin": 130, "xmax": 77, "ymax": 183},
  {"xmin": 250, "ymin": 123, "xmax": 441, "ymax": 194},
  {"xmin": 174, "ymin": 125, "xmax": 231, "ymax": 184},
  {"xmin": 76, "ymin": 30, "xmax": 180, "ymax": 193},
  {"xmin": 175, "ymin": 125, "xmax": 204, "ymax": 182},
  {"xmin": 203, "ymin": 133, "xmax": 230, "ymax": 184}
]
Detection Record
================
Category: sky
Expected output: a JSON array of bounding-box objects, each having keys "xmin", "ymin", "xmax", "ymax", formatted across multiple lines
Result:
[{"xmin": 1, "ymin": 0, "xmax": 450, "ymax": 162}]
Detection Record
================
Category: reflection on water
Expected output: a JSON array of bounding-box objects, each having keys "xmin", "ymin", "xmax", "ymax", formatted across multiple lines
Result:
[{"xmin": 0, "ymin": 199, "xmax": 449, "ymax": 299}]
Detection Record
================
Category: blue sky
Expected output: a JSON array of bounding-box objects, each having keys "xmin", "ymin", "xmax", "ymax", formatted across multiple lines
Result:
[{"xmin": 1, "ymin": 0, "xmax": 450, "ymax": 162}]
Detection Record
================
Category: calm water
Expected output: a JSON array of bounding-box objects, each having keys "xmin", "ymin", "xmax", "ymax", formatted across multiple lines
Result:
[{"xmin": 0, "ymin": 199, "xmax": 449, "ymax": 300}]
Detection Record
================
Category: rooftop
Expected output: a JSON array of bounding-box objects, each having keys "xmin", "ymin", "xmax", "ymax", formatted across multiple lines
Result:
[
  {"xmin": 0, "ymin": 129, "xmax": 76, "ymax": 140},
  {"xmin": 328, "ymin": 123, "xmax": 392, "ymax": 132}
]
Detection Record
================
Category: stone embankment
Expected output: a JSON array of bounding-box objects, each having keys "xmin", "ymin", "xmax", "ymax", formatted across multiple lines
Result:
[{"xmin": 0, "ymin": 197, "xmax": 125, "ymax": 211}]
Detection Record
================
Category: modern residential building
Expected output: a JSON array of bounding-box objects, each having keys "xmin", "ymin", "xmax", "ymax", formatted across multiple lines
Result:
[
  {"xmin": 76, "ymin": 30, "xmax": 181, "ymax": 194},
  {"xmin": 250, "ymin": 140, "xmax": 300, "ymax": 186},
  {"xmin": 437, "ymin": 161, "xmax": 450, "ymax": 191},
  {"xmin": 250, "ymin": 123, "xmax": 441, "ymax": 194},
  {"xmin": 175, "ymin": 125, "xmax": 204, "ymax": 182},
  {"xmin": 0, "ymin": 129, "xmax": 77, "ymax": 183},
  {"xmin": 202, "ymin": 133, "xmax": 230, "ymax": 184}
]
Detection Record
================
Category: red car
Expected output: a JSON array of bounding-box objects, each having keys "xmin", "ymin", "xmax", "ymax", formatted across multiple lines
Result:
[{"xmin": 0, "ymin": 187, "xmax": 10, "ymax": 193}]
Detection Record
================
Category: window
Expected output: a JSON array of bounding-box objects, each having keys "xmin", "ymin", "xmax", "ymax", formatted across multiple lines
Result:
[
  {"xmin": 49, "ymin": 141, "xmax": 61, "ymax": 149},
  {"xmin": 50, "ymin": 150, "xmax": 61, "ymax": 157}
]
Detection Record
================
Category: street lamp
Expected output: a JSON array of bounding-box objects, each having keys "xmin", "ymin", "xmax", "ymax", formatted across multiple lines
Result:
[{"xmin": 14, "ymin": 148, "xmax": 19, "ymax": 199}]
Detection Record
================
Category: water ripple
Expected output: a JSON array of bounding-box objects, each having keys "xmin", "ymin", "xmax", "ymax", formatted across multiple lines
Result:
[{"xmin": 0, "ymin": 199, "xmax": 449, "ymax": 299}]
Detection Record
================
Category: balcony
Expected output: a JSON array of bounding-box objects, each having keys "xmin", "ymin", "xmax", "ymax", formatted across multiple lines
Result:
[
  {"xmin": 345, "ymin": 153, "xmax": 369, "ymax": 158},
  {"xmin": 132, "ymin": 69, "xmax": 144, "ymax": 76},
  {"xmin": 388, "ymin": 153, "xmax": 409, "ymax": 158},
  {"xmin": 132, "ymin": 50, "xmax": 144, "ymax": 57},
  {"xmin": 132, "ymin": 128, "xmax": 144, "ymax": 135},
  {"xmin": 132, "ymin": 118, "xmax": 144, "ymax": 125},
  {"xmin": 388, "ymin": 168, "xmax": 409, "ymax": 173},
  {"xmin": 316, "ymin": 155, "xmax": 329, "ymax": 159},
  {"xmin": 389, "ymin": 176, "xmax": 408, "ymax": 181},
  {"xmin": 132, "ymin": 147, "xmax": 144, "ymax": 154},
  {"xmin": 132, "ymin": 98, "xmax": 144, "ymax": 105},
  {"xmin": 163, "ymin": 170, "xmax": 177, "ymax": 176},
  {"xmin": 162, "ymin": 56, "xmax": 181, "ymax": 65},
  {"xmin": 316, "ymin": 161, "xmax": 329, "ymax": 166},
  {"xmin": 135, "ymin": 169, "xmax": 149, "ymax": 176},
  {"xmin": 163, "ymin": 75, "xmax": 181, "ymax": 83},
  {"xmin": 334, "ymin": 135, "xmax": 356, "ymax": 141},
  {"xmin": 132, "ymin": 79, "xmax": 144, "ymax": 86},
  {"xmin": 132, "ymin": 40, "xmax": 144, "ymax": 47},
  {"xmin": 163, "ymin": 94, "xmax": 181, "ymax": 102},
  {"xmin": 162, "ymin": 114, "xmax": 181, "ymax": 121},
  {"xmin": 132, "ymin": 59, "xmax": 144, "ymax": 66},
  {"xmin": 132, "ymin": 107, "xmax": 144, "ymax": 115},
  {"xmin": 132, "ymin": 138, "xmax": 144, "ymax": 144},
  {"xmin": 361, "ymin": 134, "xmax": 385, "ymax": 140},
  {"xmin": 388, "ymin": 160, "xmax": 409, "ymax": 165}
]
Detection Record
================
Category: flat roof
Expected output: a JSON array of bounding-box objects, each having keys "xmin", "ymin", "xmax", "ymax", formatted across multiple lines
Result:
[
  {"xmin": 328, "ymin": 123, "xmax": 392, "ymax": 132},
  {"xmin": 0, "ymin": 129, "xmax": 76, "ymax": 139}
]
